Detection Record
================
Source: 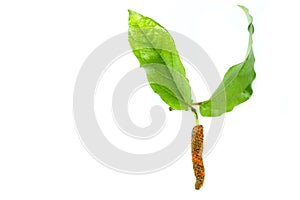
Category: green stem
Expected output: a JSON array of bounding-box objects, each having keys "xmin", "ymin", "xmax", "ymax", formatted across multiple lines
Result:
[
  {"xmin": 169, "ymin": 105, "xmax": 200, "ymax": 125},
  {"xmin": 192, "ymin": 102, "xmax": 202, "ymax": 106},
  {"xmin": 189, "ymin": 105, "xmax": 199, "ymax": 125}
]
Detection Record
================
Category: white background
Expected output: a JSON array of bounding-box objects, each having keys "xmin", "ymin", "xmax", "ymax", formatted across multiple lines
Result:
[{"xmin": 1, "ymin": 0, "xmax": 299, "ymax": 199}]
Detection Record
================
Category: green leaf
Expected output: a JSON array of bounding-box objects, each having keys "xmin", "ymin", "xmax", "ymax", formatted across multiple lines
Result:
[
  {"xmin": 200, "ymin": 5, "xmax": 256, "ymax": 117},
  {"xmin": 128, "ymin": 10, "xmax": 192, "ymax": 110}
]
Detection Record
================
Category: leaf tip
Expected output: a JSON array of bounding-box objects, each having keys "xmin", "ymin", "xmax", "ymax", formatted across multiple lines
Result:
[
  {"xmin": 237, "ymin": 5, "xmax": 246, "ymax": 9},
  {"xmin": 128, "ymin": 9, "xmax": 135, "ymax": 19},
  {"xmin": 237, "ymin": 5, "xmax": 253, "ymax": 24},
  {"xmin": 128, "ymin": 9, "xmax": 134, "ymax": 15},
  {"xmin": 128, "ymin": 9, "xmax": 141, "ymax": 17},
  {"xmin": 128, "ymin": 9, "xmax": 143, "ymax": 26},
  {"xmin": 237, "ymin": 5, "xmax": 249, "ymax": 12}
]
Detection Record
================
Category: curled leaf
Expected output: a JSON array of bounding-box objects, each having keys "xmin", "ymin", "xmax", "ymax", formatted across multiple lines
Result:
[{"xmin": 200, "ymin": 5, "xmax": 256, "ymax": 117}]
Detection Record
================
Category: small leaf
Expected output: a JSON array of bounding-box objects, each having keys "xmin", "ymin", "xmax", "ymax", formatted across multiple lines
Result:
[
  {"xmin": 200, "ymin": 5, "xmax": 256, "ymax": 117},
  {"xmin": 128, "ymin": 10, "xmax": 192, "ymax": 110}
]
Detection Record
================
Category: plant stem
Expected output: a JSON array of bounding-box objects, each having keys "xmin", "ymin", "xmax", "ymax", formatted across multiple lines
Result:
[
  {"xmin": 169, "ymin": 105, "xmax": 200, "ymax": 125},
  {"xmin": 189, "ymin": 105, "xmax": 199, "ymax": 125},
  {"xmin": 192, "ymin": 102, "xmax": 202, "ymax": 106}
]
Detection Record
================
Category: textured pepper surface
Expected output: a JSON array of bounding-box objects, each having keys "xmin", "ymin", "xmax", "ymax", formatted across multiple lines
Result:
[{"xmin": 192, "ymin": 125, "xmax": 205, "ymax": 190}]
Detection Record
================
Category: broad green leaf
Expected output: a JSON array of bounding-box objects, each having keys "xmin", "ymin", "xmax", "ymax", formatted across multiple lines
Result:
[
  {"xmin": 200, "ymin": 5, "xmax": 256, "ymax": 117},
  {"xmin": 128, "ymin": 10, "xmax": 192, "ymax": 110}
]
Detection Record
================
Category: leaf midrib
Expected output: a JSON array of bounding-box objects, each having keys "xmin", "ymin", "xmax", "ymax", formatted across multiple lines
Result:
[{"xmin": 132, "ymin": 22, "xmax": 189, "ymax": 107}]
